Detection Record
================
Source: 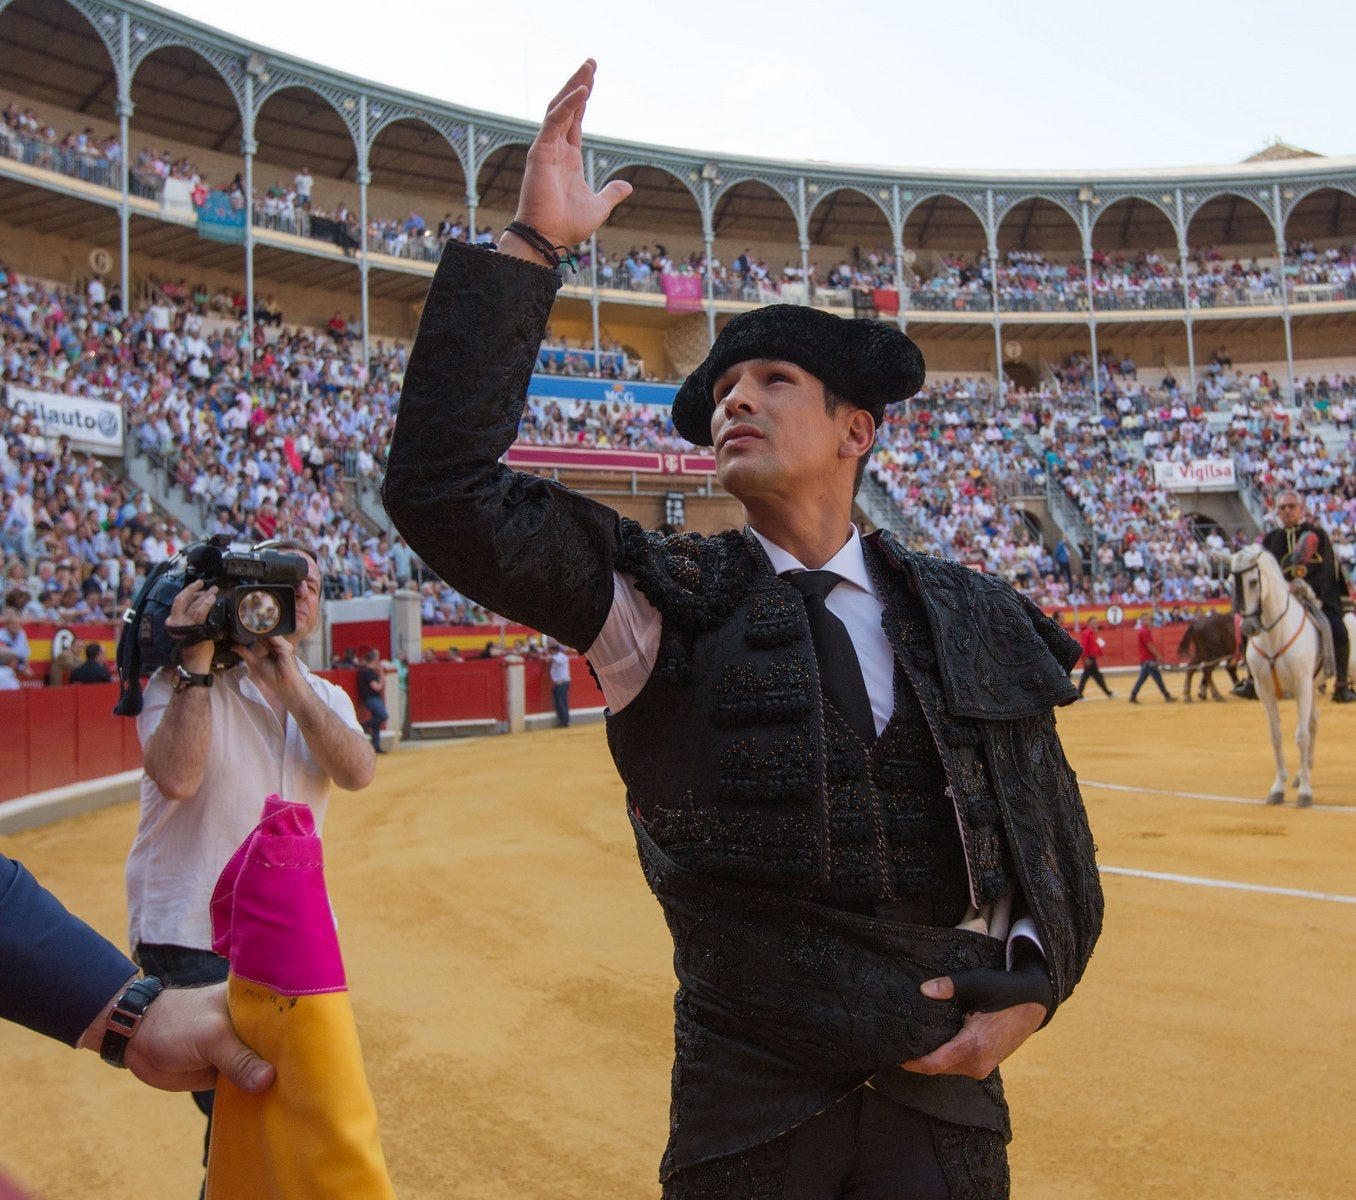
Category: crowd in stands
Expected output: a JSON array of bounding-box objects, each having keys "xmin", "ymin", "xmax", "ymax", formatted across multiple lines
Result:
[
  {"xmin": 6, "ymin": 99, "xmax": 1356, "ymax": 650},
  {"xmin": 9, "ymin": 244, "xmax": 1356, "ymax": 645}
]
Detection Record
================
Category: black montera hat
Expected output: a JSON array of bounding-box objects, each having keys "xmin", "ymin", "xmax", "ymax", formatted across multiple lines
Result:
[{"xmin": 671, "ymin": 304, "xmax": 926, "ymax": 446}]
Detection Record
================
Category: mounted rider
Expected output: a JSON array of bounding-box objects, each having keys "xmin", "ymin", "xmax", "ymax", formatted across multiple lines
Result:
[{"xmin": 1238, "ymin": 490, "xmax": 1356, "ymax": 703}]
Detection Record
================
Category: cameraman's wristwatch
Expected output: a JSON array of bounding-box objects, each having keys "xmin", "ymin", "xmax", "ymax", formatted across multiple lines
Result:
[{"xmin": 172, "ymin": 665, "xmax": 214, "ymax": 693}]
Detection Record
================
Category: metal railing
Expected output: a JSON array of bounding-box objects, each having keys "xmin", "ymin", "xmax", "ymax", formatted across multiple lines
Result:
[
  {"xmin": 857, "ymin": 472, "xmax": 936, "ymax": 554},
  {"xmin": 1045, "ymin": 476, "xmax": 1095, "ymax": 572},
  {"xmin": 0, "ymin": 128, "xmax": 121, "ymax": 189}
]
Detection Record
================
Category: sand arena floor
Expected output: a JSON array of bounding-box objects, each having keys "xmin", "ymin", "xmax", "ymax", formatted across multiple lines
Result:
[{"xmin": 2, "ymin": 689, "xmax": 1354, "ymax": 1199}]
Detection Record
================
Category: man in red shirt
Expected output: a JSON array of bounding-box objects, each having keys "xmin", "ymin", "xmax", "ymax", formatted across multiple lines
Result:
[
  {"xmin": 1128, "ymin": 618, "xmax": 1177, "ymax": 704},
  {"xmin": 1077, "ymin": 616, "xmax": 1115, "ymax": 698}
]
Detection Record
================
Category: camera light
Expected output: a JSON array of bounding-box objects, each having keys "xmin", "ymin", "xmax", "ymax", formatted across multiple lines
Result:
[{"xmin": 237, "ymin": 590, "xmax": 284, "ymax": 637}]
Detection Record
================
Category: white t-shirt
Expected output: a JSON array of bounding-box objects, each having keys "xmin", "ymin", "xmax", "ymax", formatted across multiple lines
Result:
[{"xmin": 125, "ymin": 659, "xmax": 362, "ymax": 951}]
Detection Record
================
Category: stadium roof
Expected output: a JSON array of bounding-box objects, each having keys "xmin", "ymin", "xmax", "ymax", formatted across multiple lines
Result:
[{"xmin": 2, "ymin": 0, "xmax": 1355, "ymax": 258}]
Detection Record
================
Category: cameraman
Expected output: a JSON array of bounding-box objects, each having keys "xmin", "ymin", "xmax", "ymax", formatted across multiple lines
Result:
[{"xmin": 123, "ymin": 538, "xmax": 374, "ymax": 1173}]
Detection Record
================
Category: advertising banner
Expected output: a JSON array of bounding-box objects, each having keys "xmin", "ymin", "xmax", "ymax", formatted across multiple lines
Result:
[
  {"xmin": 1151, "ymin": 458, "xmax": 1237, "ymax": 491},
  {"xmin": 527, "ymin": 374, "xmax": 679, "ymax": 407},
  {"xmin": 5, "ymin": 385, "xmax": 123, "ymax": 453}
]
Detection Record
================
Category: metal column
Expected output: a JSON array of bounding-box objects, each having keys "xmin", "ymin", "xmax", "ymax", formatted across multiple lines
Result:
[
  {"xmin": 242, "ymin": 72, "xmax": 256, "ymax": 342},
  {"xmin": 464, "ymin": 122, "xmax": 479, "ymax": 246},
  {"xmin": 1272, "ymin": 183, "xmax": 1296, "ymax": 401},
  {"xmin": 1081, "ymin": 196, "xmax": 1099, "ymax": 411},
  {"xmin": 986, "ymin": 190, "xmax": 1004, "ymax": 402},
  {"xmin": 891, "ymin": 184, "xmax": 908, "ymax": 334},
  {"xmin": 701, "ymin": 176, "xmax": 716, "ymax": 346},
  {"xmin": 797, "ymin": 176, "xmax": 811, "ymax": 305},
  {"xmin": 357, "ymin": 96, "xmax": 370, "ymax": 367},
  {"xmin": 586, "ymin": 150, "xmax": 601, "ymax": 365},
  {"xmin": 116, "ymin": 13, "xmax": 131, "ymax": 310},
  {"xmin": 1174, "ymin": 189, "xmax": 1197, "ymax": 396}
]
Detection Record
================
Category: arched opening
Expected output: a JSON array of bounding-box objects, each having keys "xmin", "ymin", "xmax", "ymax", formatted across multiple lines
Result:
[
  {"xmin": 806, "ymin": 186, "xmax": 893, "ymax": 313},
  {"xmin": 1185, "ymin": 192, "xmax": 1279, "ymax": 311},
  {"xmin": 474, "ymin": 140, "xmax": 530, "ymax": 237},
  {"xmin": 1283, "ymin": 187, "xmax": 1356, "ymax": 308},
  {"xmin": 1089, "ymin": 197, "xmax": 1182, "ymax": 313},
  {"xmin": 708, "ymin": 178, "xmax": 799, "ymax": 302},
  {"xmin": 994, "ymin": 198, "xmax": 1082, "ymax": 314},
  {"xmin": 0, "ymin": 0, "xmax": 117, "ymax": 188},
  {"xmin": 595, "ymin": 164, "xmax": 702, "ymax": 295},
  {"xmin": 124, "ymin": 44, "xmax": 247, "ymax": 312},
  {"xmin": 253, "ymin": 85, "xmax": 359, "ymax": 254},
  {"xmin": 366, "ymin": 117, "xmax": 465, "ymax": 263},
  {"xmin": 901, "ymin": 194, "xmax": 988, "ymax": 315},
  {"xmin": 0, "ymin": 0, "xmax": 116, "ymax": 119}
]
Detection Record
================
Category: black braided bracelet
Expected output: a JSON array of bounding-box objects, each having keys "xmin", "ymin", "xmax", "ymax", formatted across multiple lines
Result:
[{"xmin": 502, "ymin": 221, "xmax": 579, "ymax": 273}]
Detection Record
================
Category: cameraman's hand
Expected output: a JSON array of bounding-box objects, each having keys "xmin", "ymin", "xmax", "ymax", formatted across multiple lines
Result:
[
  {"xmin": 235, "ymin": 636, "xmax": 302, "ymax": 699},
  {"xmin": 166, "ymin": 580, "xmax": 217, "ymax": 674}
]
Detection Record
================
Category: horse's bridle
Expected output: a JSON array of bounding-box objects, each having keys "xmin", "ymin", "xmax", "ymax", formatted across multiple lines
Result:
[
  {"xmin": 1232, "ymin": 561, "xmax": 1291, "ymax": 634},
  {"xmin": 1233, "ymin": 557, "xmax": 1316, "ymax": 695}
]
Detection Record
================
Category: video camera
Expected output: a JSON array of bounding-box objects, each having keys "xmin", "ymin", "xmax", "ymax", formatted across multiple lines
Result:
[{"xmin": 114, "ymin": 536, "xmax": 309, "ymax": 716}]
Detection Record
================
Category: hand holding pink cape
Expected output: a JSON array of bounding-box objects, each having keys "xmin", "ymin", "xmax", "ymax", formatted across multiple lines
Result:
[{"xmin": 205, "ymin": 795, "xmax": 396, "ymax": 1199}]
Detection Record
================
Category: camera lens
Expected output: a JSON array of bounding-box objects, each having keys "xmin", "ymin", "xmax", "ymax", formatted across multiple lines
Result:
[{"xmin": 237, "ymin": 590, "xmax": 283, "ymax": 636}]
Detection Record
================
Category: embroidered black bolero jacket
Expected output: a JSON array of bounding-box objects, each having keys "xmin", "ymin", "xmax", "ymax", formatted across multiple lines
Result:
[{"xmin": 383, "ymin": 242, "xmax": 1103, "ymax": 1008}]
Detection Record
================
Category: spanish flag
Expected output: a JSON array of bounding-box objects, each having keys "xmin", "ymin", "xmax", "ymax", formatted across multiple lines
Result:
[{"xmin": 205, "ymin": 796, "xmax": 396, "ymax": 1199}]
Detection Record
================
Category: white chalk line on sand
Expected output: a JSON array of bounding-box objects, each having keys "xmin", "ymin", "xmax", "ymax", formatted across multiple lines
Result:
[
  {"xmin": 1079, "ymin": 779, "xmax": 1356, "ymax": 815},
  {"xmin": 1099, "ymin": 865, "xmax": 1356, "ymax": 906}
]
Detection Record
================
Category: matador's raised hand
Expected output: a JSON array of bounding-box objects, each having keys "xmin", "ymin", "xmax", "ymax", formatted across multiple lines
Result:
[{"xmin": 501, "ymin": 59, "xmax": 633, "ymax": 262}]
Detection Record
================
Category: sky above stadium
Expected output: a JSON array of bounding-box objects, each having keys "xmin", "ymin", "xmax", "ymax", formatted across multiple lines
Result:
[{"xmin": 153, "ymin": 0, "xmax": 1355, "ymax": 173}]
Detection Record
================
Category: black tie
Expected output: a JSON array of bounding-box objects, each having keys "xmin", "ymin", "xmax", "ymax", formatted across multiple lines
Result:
[{"xmin": 784, "ymin": 570, "xmax": 876, "ymax": 745}]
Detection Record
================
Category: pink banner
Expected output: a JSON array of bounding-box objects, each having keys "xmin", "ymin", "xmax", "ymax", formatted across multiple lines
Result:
[
  {"xmin": 661, "ymin": 273, "xmax": 705, "ymax": 313},
  {"xmin": 505, "ymin": 445, "xmax": 715, "ymax": 474}
]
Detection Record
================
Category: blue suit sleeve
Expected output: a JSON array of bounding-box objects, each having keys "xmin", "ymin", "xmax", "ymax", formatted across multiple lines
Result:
[{"xmin": 0, "ymin": 854, "xmax": 137, "ymax": 1046}]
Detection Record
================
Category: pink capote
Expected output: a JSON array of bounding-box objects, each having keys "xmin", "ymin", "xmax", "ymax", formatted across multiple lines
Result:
[
  {"xmin": 205, "ymin": 794, "xmax": 396, "ymax": 1200},
  {"xmin": 210, "ymin": 794, "xmax": 345, "ymax": 994}
]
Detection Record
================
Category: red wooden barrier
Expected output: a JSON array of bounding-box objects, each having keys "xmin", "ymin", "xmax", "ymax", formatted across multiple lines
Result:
[
  {"xmin": 329, "ymin": 619, "xmax": 390, "ymax": 660},
  {"xmin": 1063, "ymin": 618, "xmax": 1236, "ymax": 669},
  {"xmin": 0, "ymin": 683, "xmax": 144, "ymax": 806},
  {"xmin": 407, "ymin": 660, "xmax": 508, "ymax": 725},
  {"xmin": 26, "ymin": 689, "xmax": 78, "ymax": 795},
  {"xmin": 317, "ymin": 669, "xmax": 361, "ymax": 709},
  {"xmin": 0, "ymin": 691, "xmax": 29, "ymax": 800},
  {"xmin": 74, "ymin": 684, "xmax": 125, "ymax": 780}
]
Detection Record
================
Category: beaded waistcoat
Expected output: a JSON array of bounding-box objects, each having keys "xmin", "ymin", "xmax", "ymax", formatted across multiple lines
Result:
[{"xmin": 608, "ymin": 522, "xmax": 1022, "ymax": 915}]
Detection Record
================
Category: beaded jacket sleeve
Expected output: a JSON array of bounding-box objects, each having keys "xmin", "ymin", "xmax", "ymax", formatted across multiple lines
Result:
[{"xmin": 383, "ymin": 241, "xmax": 625, "ymax": 652}]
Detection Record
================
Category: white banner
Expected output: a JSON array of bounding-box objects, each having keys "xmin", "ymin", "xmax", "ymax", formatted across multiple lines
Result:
[
  {"xmin": 5, "ymin": 385, "xmax": 124, "ymax": 453},
  {"xmin": 1151, "ymin": 458, "xmax": 1236, "ymax": 492},
  {"xmin": 161, "ymin": 175, "xmax": 197, "ymax": 221}
]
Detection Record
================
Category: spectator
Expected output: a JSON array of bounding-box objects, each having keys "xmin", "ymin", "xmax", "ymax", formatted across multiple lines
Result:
[
  {"xmin": 355, "ymin": 647, "xmax": 388, "ymax": 753},
  {"xmin": 547, "ymin": 639, "xmax": 570, "ymax": 728},
  {"xmin": 0, "ymin": 609, "xmax": 29, "ymax": 673},
  {"xmin": 70, "ymin": 641, "xmax": 113, "ymax": 684}
]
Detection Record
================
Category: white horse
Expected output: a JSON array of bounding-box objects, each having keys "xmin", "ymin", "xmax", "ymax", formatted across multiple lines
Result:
[{"xmin": 1230, "ymin": 545, "xmax": 1323, "ymax": 807}]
